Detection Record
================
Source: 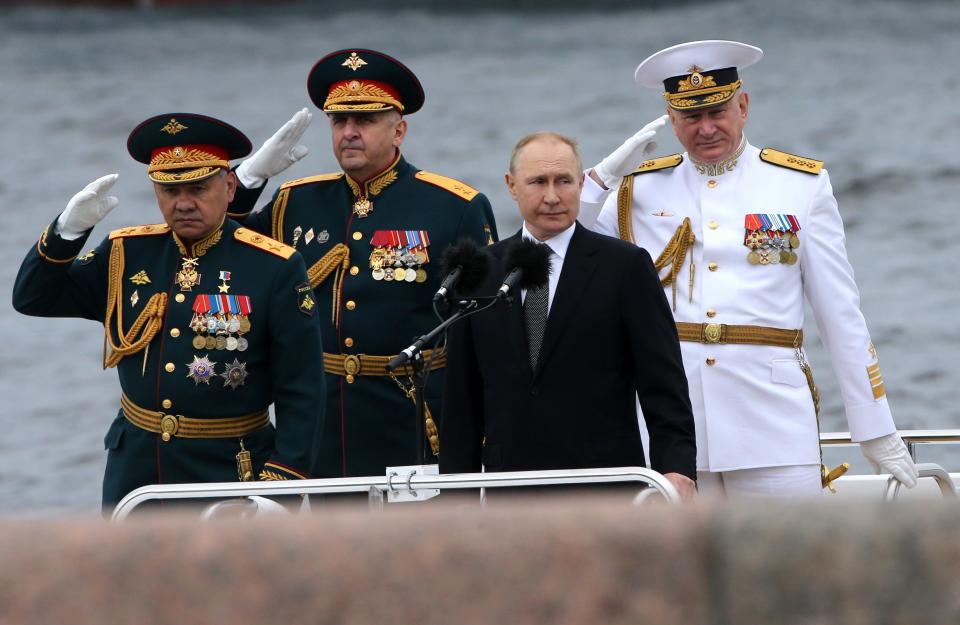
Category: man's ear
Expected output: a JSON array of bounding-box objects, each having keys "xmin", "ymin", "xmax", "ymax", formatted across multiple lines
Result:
[
  {"xmin": 504, "ymin": 171, "xmax": 518, "ymax": 201},
  {"xmin": 393, "ymin": 118, "xmax": 408, "ymax": 147}
]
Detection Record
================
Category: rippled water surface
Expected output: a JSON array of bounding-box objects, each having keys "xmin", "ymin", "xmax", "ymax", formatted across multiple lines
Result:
[{"xmin": 2, "ymin": 0, "xmax": 959, "ymax": 514}]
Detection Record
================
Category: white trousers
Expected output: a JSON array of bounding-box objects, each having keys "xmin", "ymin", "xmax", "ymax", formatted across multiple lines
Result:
[{"xmin": 696, "ymin": 464, "xmax": 823, "ymax": 499}]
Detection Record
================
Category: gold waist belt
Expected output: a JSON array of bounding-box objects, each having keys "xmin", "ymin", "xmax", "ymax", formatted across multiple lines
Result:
[
  {"xmin": 324, "ymin": 348, "xmax": 446, "ymax": 378},
  {"xmin": 121, "ymin": 394, "xmax": 270, "ymax": 442},
  {"xmin": 675, "ymin": 322, "xmax": 803, "ymax": 348}
]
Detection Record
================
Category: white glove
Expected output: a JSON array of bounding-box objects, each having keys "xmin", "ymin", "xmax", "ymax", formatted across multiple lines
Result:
[
  {"xmin": 860, "ymin": 432, "xmax": 919, "ymax": 488},
  {"xmin": 592, "ymin": 114, "xmax": 669, "ymax": 189},
  {"xmin": 56, "ymin": 174, "xmax": 120, "ymax": 241},
  {"xmin": 235, "ymin": 108, "xmax": 312, "ymax": 188}
]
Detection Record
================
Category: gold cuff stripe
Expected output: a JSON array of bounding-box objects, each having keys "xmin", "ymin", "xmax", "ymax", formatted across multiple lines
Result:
[
  {"xmin": 121, "ymin": 394, "xmax": 269, "ymax": 438},
  {"xmin": 324, "ymin": 349, "xmax": 446, "ymax": 377},
  {"xmin": 36, "ymin": 241, "xmax": 78, "ymax": 265},
  {"xmin": 262, "ymin": 462, "xmax": 308, "ymax": 480},
  {"xmin": 675, "ymin": 322, "xmax": 803, "ymax": 348}
]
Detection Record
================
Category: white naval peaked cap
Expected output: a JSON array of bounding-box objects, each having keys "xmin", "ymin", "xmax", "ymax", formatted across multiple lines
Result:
[{"xmin": 634, "ymin": 40, "xmax": 763, "ymax": 110}]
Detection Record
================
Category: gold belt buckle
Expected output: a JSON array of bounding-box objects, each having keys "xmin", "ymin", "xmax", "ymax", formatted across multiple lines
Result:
[
  {"xmin": 343, "ymin": 355, "xmax": 361, "ymax": 376},
  {"xmin": 160, "ymin": 414, "xmax": 180, "ymax": 442},
  {"xmin": 703, "ymin": 323, "xmax": 724, "ymax": 344}
]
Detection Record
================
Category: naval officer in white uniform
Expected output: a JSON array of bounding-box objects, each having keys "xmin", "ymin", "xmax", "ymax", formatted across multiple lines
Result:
[{"xmin": 578, "ymin": 40, "xmax": 918, "ymax": 497}]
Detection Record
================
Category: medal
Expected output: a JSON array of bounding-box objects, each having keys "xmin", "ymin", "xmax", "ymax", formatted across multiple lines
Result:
[
  {"xmin": 186, "ymin": 355, "xmax": 217, "ymax": 385},
  {"xmin": 384, "ymin": 270, "xmax": 394, "ymax": 282},
  {"xmin": 779, "ymin": 251, "xmax": 790, "ymax": 264},
  {"xmin": 414, "ymin": 251, "xmax": 427, "ymax": 264},
  {"xmin": 786, "ymin": 252, "xmax": 798, "ymax": 265},
  {"xmin": 404, "ymin": 268, "xmax": 417, "ymax": 282},
  {"xmin": 790, "ymin": 234, "xmax": 800, "ymax": 248},
  {"xmin": 176, "ymin": 257, "xmax": 201, "ymax": 291},
  {"xmin": 239, "ymin": 317, "xmax": 251, "ymax": 334},
  {"xmin": 205, "ymin": 336, "xmax": 217, "ymax": 350},
  {"xmin": 747, "ymin": 251, "xmax": 761, "ymax": 265},
  {"xmin": 226, "ymin": 336, "xmax": 238, "ymax": 351},
  {"xmin": 215, "ymin": 336, "xmax": 227, "ymax": 350},
  {"xmin": 415, "ymin": 269, "xmax": 427, "ymax": 283},
  {"xmin": 192, "ymin": 335, "xmax": 206, "ymax": 349},
  {"xmin": 393, "ymin": 267, "xmax": 406, "ymax": 281},
  {"xmin": 236, "ymin": 337, "xmax": 249, "ymax": 352},
  {"xmin": 372, "ymin": 268, "xmax": 385, "ymax": 281},
  {"xmin": 228, "ymin": 316, "xmax": 241, "ymax": 333},
  {"xmin": 220, "ymin": 358, "xmax": 248, "ymax": 390},
  {"xmin": 353, "ymin": 197, "xmax": 372, "ymax": 218}
]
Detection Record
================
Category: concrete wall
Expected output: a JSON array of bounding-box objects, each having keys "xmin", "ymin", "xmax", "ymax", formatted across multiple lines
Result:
[{"xmin": 1, "ymin": 500, "xmax": 958, "ymax": 624}]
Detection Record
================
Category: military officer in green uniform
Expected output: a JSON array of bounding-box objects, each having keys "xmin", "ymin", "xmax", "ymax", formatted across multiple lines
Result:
[
  {"xmin": 227, "ymin": 49, "xmax": 498, "ymax": 478},
  {"xmin": 12, "ymin": 113, "xmax": 325, "ymax": 510}
]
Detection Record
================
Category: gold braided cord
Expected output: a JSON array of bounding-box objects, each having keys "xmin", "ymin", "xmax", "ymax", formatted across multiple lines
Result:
[
  {"xmin": 653, "ymin": 217, "xmax": 696, "ymax": 311},
  {"xmin": 149, "ymin": 167, "xmax": 222, "ymax": 184},
  {"xmin": 616, "ymin": 175, "xmax": 636, "ymax": 244},
  {"xmin": 148, "ymin": 148, "xmax": 229, "ymax": 172},
  {"xmin": 272, "ymin": 188, "xmax": 291, "ymax": 241},
  {"xmin": 304, "ymin": 243, "xmax": 350, "ymax": 325},
  {"xmin": 664, "ymin": 80, "xmax": 741, "ymax": 108},
  {"xmin": 103, "ymin": 239, "xmax": 168, "ymax": 369}
]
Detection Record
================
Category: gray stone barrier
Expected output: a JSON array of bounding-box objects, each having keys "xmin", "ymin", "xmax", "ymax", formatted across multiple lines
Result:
[{"xmin": 1, "ymin": 499, "xmax": 958, "ymax": 624}]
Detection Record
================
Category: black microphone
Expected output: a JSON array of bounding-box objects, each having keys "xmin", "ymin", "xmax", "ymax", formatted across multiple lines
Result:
[
  {"xmin": 496, "ymin": 239, "xmax": 552, "ymax": 302},
  {"xmin": 433, "ymin": 239, "xmax": 490, "ymax": 303}
]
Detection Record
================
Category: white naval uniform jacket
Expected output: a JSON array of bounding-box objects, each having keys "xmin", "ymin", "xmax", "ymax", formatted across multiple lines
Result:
[{"xmin": 580, "ymin": 142, "xmax": 896, "ymax": 472}]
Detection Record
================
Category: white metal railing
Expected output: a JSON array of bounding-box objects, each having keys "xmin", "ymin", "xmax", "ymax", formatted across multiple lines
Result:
[
  {"xmin": 110, "ymin": 466, "xmax": 680, "ymax": 521},
  {"xmin": 884, "ymin": 463, "xmax": 957, "ymax": 501},
  {"xmin": 821, "ymin": 429, "xmax": 960, "ymax": 460}
]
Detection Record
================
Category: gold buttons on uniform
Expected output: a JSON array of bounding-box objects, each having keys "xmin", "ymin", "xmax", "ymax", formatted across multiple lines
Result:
[
  {"xmin": 175, "ymin": 293, "xmax": 186, "ymax": 303},
  {"xmin": 708, "ymin": 262, "xmax": 718, "ymax": 272},
  {"xmin": 708, "ymin": 220, "xmax": 719, "ymax": 230},
  {"xmin": 706, "ymin": 357, "xmax": 717, "ymax": 366},
  {"xmin": 169, "ymin": 328, "xmax": 181, "ymax": 338},
  {"xmin": 344, "ymin": 337, "xmax": 354, "ymax": 347},
  {"xmin": 346, "ymin": 374, "xmax": 355, "ymax": 384},
  {"xmin": 350, "ymin": 266, "xmax": 360, "ymax": 276},
  {"xmin": 706, "ymin": 309, "xmax": 717, "ymax": 318},
  {"xmin": 352, "ymin": 231, "xmax": 363, "ymax": 241},
  {"xmin": 707, "ymin": 180, "xmax": 717, "ymax": 189},
  {"xmin": 346, "ymin": 300, "xmax": 356, "ymax": 310},
  {"xmin": 165, "ymin": 362, "xmax": 175, "ymax": 373},
  {"xmin": 162, "ymin": 399, "xmax": 173, "ymax": 409}
]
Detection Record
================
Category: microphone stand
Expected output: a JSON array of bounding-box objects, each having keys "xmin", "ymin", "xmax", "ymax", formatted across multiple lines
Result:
[{"xmin": 387, "ymin": 296, "xmax": 498, "ymax": 463}]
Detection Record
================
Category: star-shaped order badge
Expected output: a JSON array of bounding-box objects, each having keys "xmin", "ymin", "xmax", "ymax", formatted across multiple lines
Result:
[
  {"xmin": 221, "ymin": 358, "xmax": 248, "ymax": 390},
  {"xmin": 186, "ymin": 355, "xmax": 217, "ymax": 385}
]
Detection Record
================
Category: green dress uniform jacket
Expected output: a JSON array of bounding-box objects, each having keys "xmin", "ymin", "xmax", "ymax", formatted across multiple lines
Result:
[
  {"xmin": 13, "ymin": 217, "xmax": 325, "ymax": 509},
  {"xmin": 229, "ymin": 154, "xmax": 498, "ymax": 477}
]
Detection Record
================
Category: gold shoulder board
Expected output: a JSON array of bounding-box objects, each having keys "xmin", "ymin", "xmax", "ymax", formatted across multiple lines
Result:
[
  {"xmin": 630, "ymin": 154, "xmax": 683, "ymax": 176},
  {"xmin": 109, "ymin": 223, "xmax": 171, "ymax": 240},
  {"xmin": 760, "ymin": 148, "xmax": 824, "ymax": 175},
  {"xmin": 415, "ymin": 171, "xmax": 479, "ymax": 201},
  {"xmin": 234, "ymin": 228, "xmax": 295, "ymax": 259},
  {"xmin": 279, "ymin": 172, "xmax": 344, "ymax": 190}
]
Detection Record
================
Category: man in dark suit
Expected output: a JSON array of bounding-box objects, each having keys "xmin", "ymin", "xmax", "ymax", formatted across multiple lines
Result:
[{"xmin": 440, "ymin": 132, "xmax": 696, "ymax": 499}]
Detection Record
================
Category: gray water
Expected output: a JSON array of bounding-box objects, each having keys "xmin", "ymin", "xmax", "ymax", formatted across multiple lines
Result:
[{"xmin": 2, "ymin": 0, "xmax": 958, "ymax": 515}]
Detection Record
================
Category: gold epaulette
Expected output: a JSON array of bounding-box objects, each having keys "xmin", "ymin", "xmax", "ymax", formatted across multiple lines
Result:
[
  {"xmin": 279, "ymin": 172, "xmax": 344, "ymax": 190},
  {"xmin": 108, "ymin": 223, "xmax": 170, "ymax": 240},
  {"xmin": 414, "ymin": 171, "xmax": 479, "ymax": 201},
  {"xmin": 629, "ymin": 154, "xmax": 683, "ymax": 176},
  {"xmin": 234, "ymin": 228, "xmax": 295, "ymax": 259},
  {"xmin": 760, "ymin": 148, "xmax": 824, "ymax": 175}
]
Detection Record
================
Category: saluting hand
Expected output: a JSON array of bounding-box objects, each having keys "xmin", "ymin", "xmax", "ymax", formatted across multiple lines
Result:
[
  {"xmin": 235, "ymin": 108, "xmax": 313, "ymax": 188},
  {"xmin": 56, "ymin": 173, "xmax": 120, "ymax": 241},
  {"xmin": 591, "ymin": 114, "xmax": 670, "ymax": 190}
]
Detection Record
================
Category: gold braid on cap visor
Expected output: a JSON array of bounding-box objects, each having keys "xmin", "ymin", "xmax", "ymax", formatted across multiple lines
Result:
[
  {"xmin": 664, "ymin": 79, "xmax": 742, "ymax": 110},
  {"xmin": 148, "ymin": 147, "xmax": 230, "ymax": 183},
  {"xmin": 323, "ymin": 81, "xmax": 404, "ymax": 112}
]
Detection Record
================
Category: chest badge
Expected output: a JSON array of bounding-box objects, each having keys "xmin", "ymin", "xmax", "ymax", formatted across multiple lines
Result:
[
  {"xmin": 369, "ymin": 230, "xmax": 430, "ymax": 283},
  {"xmin": 129, "ymin": 270, "xmax": 151, "ymax": 285},
  {"xmin": 218, "ymin": 270, "xmax": 232, "ymax": 294},
  {"xmin": 176, "ymin": 257, "xmax": 201, "ymax": 291},
  {"xmin": 186, "ymin": 355, "xmax": 217, "ymax": 385},
  {"xmin": 744, "ymin": 213, "xmax": 801, "ymax": 266},
  {"xmin": 317, "ymin": 229, "xmax": 330, "ymax": 244},
  {"xmin": 221, "ymin": 358, "xmax": 249, "ymax": 390}
]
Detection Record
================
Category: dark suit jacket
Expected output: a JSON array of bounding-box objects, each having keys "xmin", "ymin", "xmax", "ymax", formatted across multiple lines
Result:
[{"xmin": 439, "ymin": 223, "xmax": 696, "ymax": 479}]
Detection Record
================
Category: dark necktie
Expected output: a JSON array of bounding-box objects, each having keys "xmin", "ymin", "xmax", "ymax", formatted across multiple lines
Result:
[{"xmin": 524, "ymin": 280, "xmax": 549, "ymax": 370}]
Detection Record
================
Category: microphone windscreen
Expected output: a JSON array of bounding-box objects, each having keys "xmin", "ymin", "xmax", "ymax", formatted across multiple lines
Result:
[
  {"xmin": 438, "ymin": 238, "xmax": 490, "ymax": 293},
  {"xmin": 504, "ymin": 239, "xmax": 551, "ymax": 289}
]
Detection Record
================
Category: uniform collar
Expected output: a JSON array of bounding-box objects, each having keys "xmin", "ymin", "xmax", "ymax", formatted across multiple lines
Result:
[
  {"xmin": 689, "ymin": 135, "xmax": 747, "ymax": 177},
  {"xmin": 344, "ymin": 151, "xmax": 405, "ymax": 199},
  {"xmin": 172, "ymin": 217, "xmax": 226, "ymax": 258}
]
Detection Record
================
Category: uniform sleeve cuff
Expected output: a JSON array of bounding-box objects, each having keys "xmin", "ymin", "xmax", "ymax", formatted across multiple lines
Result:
[
  {"xmin": 259, "ymin": 461, "xmax": 309, "ymax": 481},
  {"xmin": 580, "ymin": 171, "xmax": 613, "ymax": 204},
  {"xmin": 846, "ymin": 397, "xmax": 897, "ymax": 442},
  {"xmin": 37, "ymin": 217, "xmax": 89, "ymax": 264}
]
